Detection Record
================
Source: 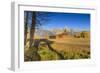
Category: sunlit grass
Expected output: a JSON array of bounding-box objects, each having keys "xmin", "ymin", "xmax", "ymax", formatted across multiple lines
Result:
[
  {"xmin": 24, "ymin": 37, "xmax": 90, "ymax": 61},
  {"xmin": 38, "ymin": 42, "xmax": 60, "ymax": 60}
]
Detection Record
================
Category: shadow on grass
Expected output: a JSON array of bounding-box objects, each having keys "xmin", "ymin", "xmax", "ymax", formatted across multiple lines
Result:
[{"xmin": 25, "ymin": 39, "xmax": 64, "ymax": 61}]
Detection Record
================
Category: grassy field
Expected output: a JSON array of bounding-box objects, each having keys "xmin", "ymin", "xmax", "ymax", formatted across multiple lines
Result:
[
  {"xmin": 50, "ymin": 38, "xmax": 90, "ymax": 59},
  {"xmin": 24, "ymin": 37, "xmax": 90, "ymax": 61}
]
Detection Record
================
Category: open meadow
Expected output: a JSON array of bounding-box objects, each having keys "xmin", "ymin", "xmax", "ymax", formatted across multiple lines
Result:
[{"xmin": 24, "ymin": 37, "xmax": 90, "ymax": 61}]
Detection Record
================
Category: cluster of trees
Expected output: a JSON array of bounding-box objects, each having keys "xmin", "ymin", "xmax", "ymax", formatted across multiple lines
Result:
[
  {"xmin": 24, "ymin": 11, "xmax": 49, "ymax": 61},
  {"xmin": 74, "ymin": 31, "xmax": 90, "ymax": 38},
  {"xmin": 24, "ymin": 11, "xmax": 36, "ymax": 48},
  {"xmin": 24, "ymin": 11, "xmax": 49, "ymax": 48}
]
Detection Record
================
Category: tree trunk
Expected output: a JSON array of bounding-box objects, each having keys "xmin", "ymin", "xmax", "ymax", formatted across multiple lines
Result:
[
  {"xmin": 24, "ymin": 12, "xmax": 28, "ymax": 46},
  {"xmin": 29, "ymin": 12, "xmax": 36, "ymax": 48}
]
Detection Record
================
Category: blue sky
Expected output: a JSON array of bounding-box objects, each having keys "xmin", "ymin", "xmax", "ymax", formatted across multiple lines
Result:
[
  {"xmin": 25, "ymin": 11, "xmax": 90, "ymax": 31},
  {"xmin": 37, "ymin": 12, "xmax": 90, "ymax": 31}
]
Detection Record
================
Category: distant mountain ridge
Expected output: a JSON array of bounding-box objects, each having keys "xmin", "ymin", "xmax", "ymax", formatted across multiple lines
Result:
[
  {"xmin": 34, "ymin": 28, "xmax": 90, "ymax": 38},
  {"xmin": 34, "ymin": 29, "xmax": 56, "ymax": 37}
]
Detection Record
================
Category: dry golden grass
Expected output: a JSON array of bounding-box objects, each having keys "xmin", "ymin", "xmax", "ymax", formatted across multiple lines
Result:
[
  {"xmin": 24, "ymin": 37, "xmax": 90, "ymax": 61},
  {"xmin": 50, "ymin": 37, "xmax": 90, "ymax": 59}
]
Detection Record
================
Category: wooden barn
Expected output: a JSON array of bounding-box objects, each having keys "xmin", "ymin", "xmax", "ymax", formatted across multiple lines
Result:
[
  {"xmin": 49, "ymin": 29, "xmax": 69, "ymax": 39},
  {"xmin": 56, "ymin": 32, "xmax": 68, "ymax": 39}
]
